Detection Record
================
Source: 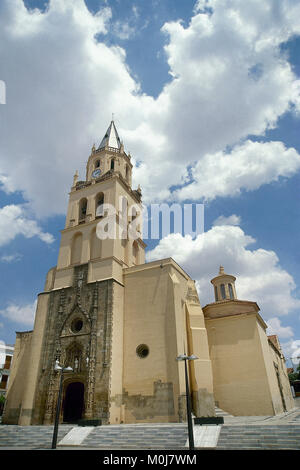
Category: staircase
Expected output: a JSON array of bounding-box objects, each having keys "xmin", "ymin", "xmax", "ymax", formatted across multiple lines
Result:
[
  {"xmin": 216, "ymin": 425, "xmax": 300, "ymax": 450},
  {"xmin": 0, "ymin": 424, "xmax": 73, "ymax": 449},
  {"xmin": 80, "ymin": 424, "xmax": 188, "ymax": 450},
  {"xmin": 0, "ymin": 418, "xmax": 300, "ymax": 450}
]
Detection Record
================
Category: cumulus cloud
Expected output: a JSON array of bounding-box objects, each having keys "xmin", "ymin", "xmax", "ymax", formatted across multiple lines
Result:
[
  {"xmin": 0, "ymin": 205, "xmax": 54, "ymax": 246},
  {"xmin": 213, "ymin": 214, "xmax": 241, "ymax": 226},
  {"xmin": 174, "ymin": 141, "xmax": 300, "ymax": 201},
  {"xmin": 280, "ymin": 338, "xmax": 300, "ymax": 365},
  {"xmin": 146, "ymin": 224, "xmax": 300, "ymax": 319},
  {"xmin": 0, "ymin": 253, "xmax": 23, "ymax": 263},
  {"xmin": 0, "ymin": 0, "xmax": 148, "ymax": 216},
  {"xmin": 266, "ymin": 317, "xmax": 294, "ymax": 339},
  {"xmin": 133, "ymin": 0, "xmax": 300, "ymax": 199},
  {"xmin": 113, "ymin": 21, "xmax": 136, "ymax": 40},
  {"xmin": 0, "ymin": 1, "xmax": 300, "ymax": 215},
  {"xmin": 0, "ymin": 300, "xmax": 37, "ymax": 327}
]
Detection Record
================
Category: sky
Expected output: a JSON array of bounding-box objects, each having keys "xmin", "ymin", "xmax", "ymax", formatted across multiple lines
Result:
[{"xmin": 0, "ymin": 0, "xmax": 300, "ymax": 368}]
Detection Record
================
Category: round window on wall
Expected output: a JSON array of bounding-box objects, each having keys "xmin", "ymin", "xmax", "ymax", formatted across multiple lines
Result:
[
  {"xmin": 136, "ymin": 344, "xmax": 149, "ymax": 359},
  {"xmin": 71, "ymin": 318, "xmax": 83, "ymax": 334}
]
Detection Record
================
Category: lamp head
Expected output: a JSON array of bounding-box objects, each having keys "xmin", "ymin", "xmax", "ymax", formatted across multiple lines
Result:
[
  {"xmin": 187, "ymin": 354, "xmax": 198, "ymax": 361},
  {"xmin": 176, "ymin": 354, "xmax": 198, "ymax": 361},
  {"xmin": 176, "ymin": 354, "xmax": 188, "ymax": 361}
]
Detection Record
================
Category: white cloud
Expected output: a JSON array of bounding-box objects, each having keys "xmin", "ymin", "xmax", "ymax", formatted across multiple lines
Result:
[
  {"xmin": 174, "ymin": 141, "xmax": 300, "ymax": 201},
  {"xmin": 113, "ymin": 21, "xmax": 136, "ymax": 40},
  {"xmin": 0, "ymin": 300, "xmax": 37, "ymax": 327},
  {"xmin": 0, "ymin": 0, "xmax": 146, "ymax": 216},
  {"xmin": 266, "ymin": 317, "xmax": 294, "ymax": 339},
  {"xmin": 0, "ymin": 1, "xmax": 300, "ymax": 215},
  {"xmin": 213, "ymin": 214, "xmax": 241, "ymax": 226},
  {"xmin": 0, "ymin": 205, "xmax": 54, "ymax": 246},
  {"xmin": 119, "ymin": 0, "xmax": 300, "ymax": 201},
  {"xmin": 1, "ymin": 253, "xmax": 23, "ymax": 263},
  {"xmin": 280, "ymin": 338, "xmax": 300, "ymax": 365},
  {"xmin": 146, "ymin": 224, "xmax": 300, "ymax": 319}
]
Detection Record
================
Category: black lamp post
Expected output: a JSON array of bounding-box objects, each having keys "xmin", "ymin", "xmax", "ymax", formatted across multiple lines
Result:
[
  {"xmin": 176, "ymin": 353, "xmax": 198, "ymax": 451},
  {"xmin": 51, "ymin": 360, "xmax": 73, "ymax": 450}
]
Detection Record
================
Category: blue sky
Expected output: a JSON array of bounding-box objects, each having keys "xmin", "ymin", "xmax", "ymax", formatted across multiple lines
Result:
[{"xmin": 0, "ymin": 0, "xmax": 300, "ymax": 366}]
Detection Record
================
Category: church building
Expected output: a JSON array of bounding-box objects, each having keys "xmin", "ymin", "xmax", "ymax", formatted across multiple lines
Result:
[{"xmin": 3, "ymin": 121, "xmax": 294, "ymax": 425}]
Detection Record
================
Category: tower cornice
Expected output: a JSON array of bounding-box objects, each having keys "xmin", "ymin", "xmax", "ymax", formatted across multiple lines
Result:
[{"xmin": 71, "ymin": 172, "xmax": 142, "ymax": 204}]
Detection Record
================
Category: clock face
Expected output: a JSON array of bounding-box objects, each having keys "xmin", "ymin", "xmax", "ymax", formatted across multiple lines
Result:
[{"xmin": 92, "ymin": 169, "xmax": 101, "ymax": 178}]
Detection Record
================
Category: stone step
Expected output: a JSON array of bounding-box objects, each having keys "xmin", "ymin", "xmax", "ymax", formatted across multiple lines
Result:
[
  {"xmin": 0, "ymin": 425, "xmax": 73, "ymax": 448},
  {"xmin": 81, "ymin": 424, "xmax": 188, "ymax": 449},
  {"xmin": 0, "ymin": 423, "xmax": 300, "ymax": 450},
  {"xmin": 216, "ymin": 425, "xmax": 300, "ymax": 450}
]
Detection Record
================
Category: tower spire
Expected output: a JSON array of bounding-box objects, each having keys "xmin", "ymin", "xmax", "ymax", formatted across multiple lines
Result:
[{"xmin": 98, "ymin": 120, "xmax": 121, "ymax": 151}]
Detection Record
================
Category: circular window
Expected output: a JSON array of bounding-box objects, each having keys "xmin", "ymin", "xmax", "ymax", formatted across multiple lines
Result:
[
  {"xmin": 136, "ymin": 344, "xmax": 149, "ymax": 359},
  {"xmin": 71, "ymin": 318, "xmax": 83, "ymax": 333}
]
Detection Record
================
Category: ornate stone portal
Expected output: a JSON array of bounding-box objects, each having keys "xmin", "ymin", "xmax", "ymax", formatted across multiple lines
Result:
[{"xmin": 39, "ymin": 265, "xmax": 113, "ymax": 425}]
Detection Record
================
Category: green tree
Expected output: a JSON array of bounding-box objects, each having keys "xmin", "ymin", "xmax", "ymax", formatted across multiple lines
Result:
[
  {"xmin": 288, "ymin": 363, "xmax": 300, "ymax": 383},
  {"xmin": 289, "ymin": 372, "xmax": 299, "ymax": 382}
]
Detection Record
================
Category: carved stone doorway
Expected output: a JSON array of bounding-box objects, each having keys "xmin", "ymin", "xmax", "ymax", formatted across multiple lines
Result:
[{"xmin": 63, "ymin": 382, "xmax": 84, "ymax": 423}]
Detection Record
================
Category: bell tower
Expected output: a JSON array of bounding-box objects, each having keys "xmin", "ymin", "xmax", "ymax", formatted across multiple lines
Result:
[
  {"xmin": 53, "ymin": 120, "xmax": 146, "ymax": 290},
  {"xmin": 16, "ymin": 120, "xmax": 147, "ymax": 426}
]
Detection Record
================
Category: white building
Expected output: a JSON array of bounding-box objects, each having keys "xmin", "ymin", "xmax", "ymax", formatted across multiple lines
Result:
[{"xmin": 0, "ymin": 343, "xmax": 14, "ymax": 400}]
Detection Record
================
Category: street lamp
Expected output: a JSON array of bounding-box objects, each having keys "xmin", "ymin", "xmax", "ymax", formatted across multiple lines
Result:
[
  {"xmin": 176, "ymin": 353, "xmax": 198, "ymax": 451},
  {"xmin": 51, "ymin": 360, "xmax": 73, "ymax": 450}
]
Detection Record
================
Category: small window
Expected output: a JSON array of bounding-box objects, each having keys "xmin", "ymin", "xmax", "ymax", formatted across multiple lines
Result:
[
  {"xmin": 71, "ymin": 318, "xmax": 83, "ymax": 333},
  {"xmin": 96, "ymin": 193, "xmax": 104, "ymax": 218},
  {"xmin": 0, "ymin": 374, "xmax": 8, "ymax": 389},
  {"xmin": 220, "ymin": 284, "xmax": 226, "ymax": 299},
  {"xmin": 4, "ymin": 355, "xmax": 12, "ymax": 370},
  {"xmin": 110, "ymin": 159, "xmax": 115, "ymax": 170},
  {"xmin": 79, "ymin": 198, "xmax": 87, "ymax": 221},
  {"xmin": 136, "ymin": 344, "xmax": 149, "ymax": 359},
  {"xmin": 214, "ymin": 286, "xmax": 219, "ymax": 301},
  {"xmin": 132, "ymin": 240, "xmax": 139, "ymax": 264},
  {"xmin": 95, "ymin": 160, "xmax": 100, "ymax": 168},
  {"xmin": 228, "ymin": 283, "xmax": 234, "ymax": 299}
]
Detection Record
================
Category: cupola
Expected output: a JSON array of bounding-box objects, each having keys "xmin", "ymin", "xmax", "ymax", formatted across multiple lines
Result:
[{"xmin": 211, "ymin": 266, "xmax": 237, "ymax": 301}]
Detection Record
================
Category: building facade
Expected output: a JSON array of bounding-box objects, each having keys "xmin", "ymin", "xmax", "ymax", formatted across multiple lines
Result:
[
  {"xmin": 2, "ymin": 122, "xmax": 294, "ymax": 425},
  {"xmin": 0, "ymin": 343, "xmax": 14, "ymax": 415},
  {"xmin": 203, "ymin": 267, "xmax": 294, "ymax": 416}
]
